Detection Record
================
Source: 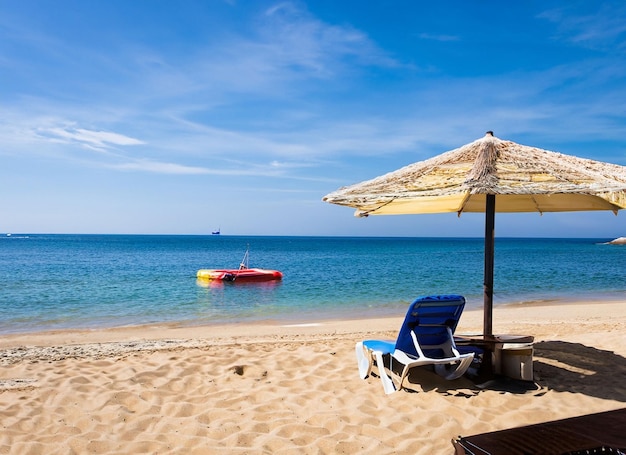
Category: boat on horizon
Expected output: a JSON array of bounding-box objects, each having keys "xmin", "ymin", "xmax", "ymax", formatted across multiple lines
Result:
[
  {"xmin": 212, "ymin": 227, "xmax": 220, "ymax": 235},
  {"xmin": 196, "ymin": 247, "xmax": 283, "ymax": 283}
]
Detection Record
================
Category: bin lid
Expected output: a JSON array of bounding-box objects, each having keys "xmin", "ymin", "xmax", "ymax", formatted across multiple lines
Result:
[
  {"xmin": 455, "ymin": 334, "xmax": 534, "ymax": 344},
  {"xmin": 497, "ymin": 343, "xmax": 534, "ymax": 350}
]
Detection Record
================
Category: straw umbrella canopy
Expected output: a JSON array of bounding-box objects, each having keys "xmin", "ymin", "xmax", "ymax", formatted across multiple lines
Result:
[{"xmin": 323, "ymin": 132, "xmax": 626, "ymax": 336}]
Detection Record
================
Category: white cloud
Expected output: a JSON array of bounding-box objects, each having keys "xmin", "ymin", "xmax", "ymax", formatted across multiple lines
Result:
[
  {"xmin": 109, "ymin": 160, "xmax": 210, "ymax": 175},
  {"xmin": 260, "ymin": 2, "xmax": 401, "ymax": 73},
  {"xmin": 38, "ymin": 126, "xmax": 144, "ymax": 149},
  {"xmin": 539, "ymin": 4, "xmax": 626, "ymax": 51}
]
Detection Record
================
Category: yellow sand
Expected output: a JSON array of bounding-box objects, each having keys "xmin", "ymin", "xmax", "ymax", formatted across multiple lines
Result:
[{"xmin": 1, "ymin": 300, "xmax": 625, "ymax": 454}]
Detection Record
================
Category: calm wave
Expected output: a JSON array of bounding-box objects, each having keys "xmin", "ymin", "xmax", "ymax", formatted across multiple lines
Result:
[{"xmin": 0, "ymin": 235, "xmax": 624, "ymax": 334}]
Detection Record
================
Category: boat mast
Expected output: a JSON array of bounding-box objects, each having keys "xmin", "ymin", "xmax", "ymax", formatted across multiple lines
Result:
[{"xmin": 239, "ymin": 246, "xmax": 249, "ymax": 270}]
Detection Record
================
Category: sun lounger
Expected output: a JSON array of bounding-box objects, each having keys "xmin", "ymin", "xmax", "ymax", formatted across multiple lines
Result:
[{"xmin": 355, "ymin": 294, "xmax": 475, "ymax": 394}]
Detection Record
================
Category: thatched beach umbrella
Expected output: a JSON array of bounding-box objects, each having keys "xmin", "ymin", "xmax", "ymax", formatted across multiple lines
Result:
[{"xmin": 323, "ymin": 132, "xmax": 626, "ymax": 336}]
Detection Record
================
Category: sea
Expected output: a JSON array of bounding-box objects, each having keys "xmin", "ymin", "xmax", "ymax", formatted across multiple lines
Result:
[{"xmin": 0, "ymin": 234, "xmax": 624, "ymax": 335}]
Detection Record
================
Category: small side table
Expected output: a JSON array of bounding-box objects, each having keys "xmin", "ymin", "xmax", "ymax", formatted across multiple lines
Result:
[{"xmin": 455, "ymin": 334, "xmax": 535, "ymax": 381}]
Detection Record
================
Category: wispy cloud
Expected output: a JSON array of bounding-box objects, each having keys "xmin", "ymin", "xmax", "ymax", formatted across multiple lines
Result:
[
  {"xmin": 539, "ymin": 3, "xmax": 626, "ymax": 51},
  {"xmin": 418, "ymin": 33, "xmax": 459, "ymax": 42},
  {"xmin": 107, "ymin": 160, "xmax": 210, "ymax": 175},
  {"xmin": 260, "ymin": 2, "xmax": 401, "ymax": 74},
  {"xmin": 38, "ymin": 126, "xmax": 144, "ymax": 150},
  {"xmin": 106, "ymin": 156, "xmax": 332, "ymax": 178}
]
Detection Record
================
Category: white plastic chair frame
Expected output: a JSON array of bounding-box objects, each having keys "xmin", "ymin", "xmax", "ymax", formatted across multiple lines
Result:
[{"xmin": 356, "ymin": 327, "xmax": 474, "ymax": 394}]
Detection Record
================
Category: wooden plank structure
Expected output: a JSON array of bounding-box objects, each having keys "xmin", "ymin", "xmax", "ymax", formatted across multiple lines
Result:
[{"xmin": 452, "ymin": 408, "xmax": 626, "ymax": 454}]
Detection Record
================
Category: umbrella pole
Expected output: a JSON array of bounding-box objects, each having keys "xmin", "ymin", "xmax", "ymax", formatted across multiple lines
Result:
[{"xmin": 483, "ymin": 194, "xmax": 495, "ymax": 337}]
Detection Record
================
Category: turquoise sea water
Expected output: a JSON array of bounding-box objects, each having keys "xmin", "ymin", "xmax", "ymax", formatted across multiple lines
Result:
[{"xmin": 0, "ymin": 235, "xmax": 624, "ymax": 335}]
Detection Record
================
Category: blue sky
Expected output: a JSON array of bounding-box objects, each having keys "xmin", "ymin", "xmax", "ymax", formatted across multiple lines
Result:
[{"xmin": 1, "ymin": 1, "xmax": 625, "ymax": 237}]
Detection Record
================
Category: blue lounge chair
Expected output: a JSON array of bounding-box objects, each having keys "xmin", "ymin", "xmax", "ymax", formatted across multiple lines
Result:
[{"xmin": 355, "ymin": 294, "xmax": 474, "ymax": 394}]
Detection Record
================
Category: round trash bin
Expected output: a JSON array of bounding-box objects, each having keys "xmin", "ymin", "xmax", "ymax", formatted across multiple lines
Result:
[{"xmin": 495, "ymin": 342, "xmax": 534, "ymax": 381}]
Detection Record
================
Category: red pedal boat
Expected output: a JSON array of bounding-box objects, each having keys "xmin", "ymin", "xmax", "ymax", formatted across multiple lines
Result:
[{"xmin": 196, "ymin": 248, "xmax": 283, "ymax": 283}]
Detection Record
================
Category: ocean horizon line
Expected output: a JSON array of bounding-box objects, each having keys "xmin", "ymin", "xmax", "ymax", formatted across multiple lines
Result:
[{"xmin": 2, "ymin": 232, "xmax": 622, "ymax": 241}]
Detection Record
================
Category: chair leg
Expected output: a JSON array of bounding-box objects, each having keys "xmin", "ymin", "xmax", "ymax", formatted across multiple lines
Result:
[
  {"xmin": 373, "ymin": 351, "xmax": 397, "ymax": 395},
  {"xmin": 433, "ymin": 355, "xmax": 474, "ymax": 380},
  {"xmin": 355, "ymin": 342, "xmax": 373, "ymax": 379},
  {"xmin": 396, "ymin": 365, "xmax": 410, "ymax": 393}
]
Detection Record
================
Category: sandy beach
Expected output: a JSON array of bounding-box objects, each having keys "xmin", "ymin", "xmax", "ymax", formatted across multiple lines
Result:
[{"xmin": 1, "ymin": 300, "xmax": 625, "ymax": 454}]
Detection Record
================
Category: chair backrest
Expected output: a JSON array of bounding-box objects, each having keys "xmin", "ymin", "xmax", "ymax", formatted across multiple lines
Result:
[{"xmin": 394, "ymin": 294, "xmax": 466, "ymax": 356}]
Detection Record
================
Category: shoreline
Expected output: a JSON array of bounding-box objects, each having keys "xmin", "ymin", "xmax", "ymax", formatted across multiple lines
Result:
[
  {"xmin": 2, "ymin": 293, "xmax": 624, "ymax": 343},
  {"xmin": 1, "ymin": 297, "xmax": 625, "ymax": 353}
]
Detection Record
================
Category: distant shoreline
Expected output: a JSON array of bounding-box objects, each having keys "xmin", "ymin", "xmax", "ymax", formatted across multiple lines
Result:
[{"xmin": 1, "ymin": 233, "xmax": 623, "ymax": 240}]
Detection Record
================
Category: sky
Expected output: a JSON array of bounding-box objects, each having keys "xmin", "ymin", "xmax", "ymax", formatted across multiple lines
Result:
[{"xmin": 1, "ymin": 1, "xmax": 626, "ymax": 238}]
